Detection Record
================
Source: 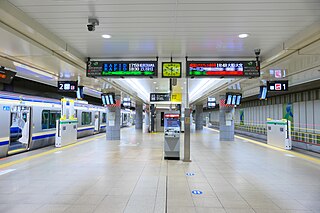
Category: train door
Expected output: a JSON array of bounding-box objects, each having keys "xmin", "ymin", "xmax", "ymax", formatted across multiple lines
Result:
[
  {"xmin": 94, "ymin": 112, "xmax": 100, "ymax": 133},
  {"xmin": 8, "ymin": 106, "xmax": 32, "ymax": 154}
]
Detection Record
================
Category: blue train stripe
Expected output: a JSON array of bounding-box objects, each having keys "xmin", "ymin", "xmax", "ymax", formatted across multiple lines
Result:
[
  {"xmin": 0, "ymin": 141, "xmax": 9, "ymax": 146},
  {"xmin": 32, "ymin": 133, "xmax": 56, "ymax": 140},
  {"xmin": 0, "ymin": 127, "xmax": 96, "ymax": 146},
  {"xmin": 77, "ymin": 127, "xmax": 94, "ymax": 132}
]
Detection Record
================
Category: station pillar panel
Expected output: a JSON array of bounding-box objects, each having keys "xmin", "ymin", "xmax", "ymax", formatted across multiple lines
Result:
[
  {"xmin": 106, "ymin": 94, "xmax": 121, "ymax": 140},
  {"xmin": 219, "ymin": 97, "xmax": 235, "ymax": 141},
  {"xmin": 164, "ymin": 112, "xmax": 180, "ymax": 160},
  {"xmin": 195, "ymin": 104, "xmax": 203, "ymax": 130},
  {"xmin": 55, "ymin": 98, "xmax": 77, "ymax": 147},
  {"xmin": 267, "ymin": 119, "xmax": 292, "ymax": 150},
  {"xmin": 135, "ymin": 103, "xmax": 143, "ymax": 130}
]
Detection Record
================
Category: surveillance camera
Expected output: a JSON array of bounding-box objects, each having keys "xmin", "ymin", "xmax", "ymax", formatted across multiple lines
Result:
[
  {"xmin": 87, "ymin": 18, "xmax": 99, "ymax": 32},
  {"xmin": 87, "ymin": 24, "xmax": 95, "ymax": 32},
  {"xmin": 254, "ymin": 49, "xmax": 261, "ymax": 56}
]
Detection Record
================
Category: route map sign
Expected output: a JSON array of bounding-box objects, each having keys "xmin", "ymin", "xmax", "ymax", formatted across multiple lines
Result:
[
  {"xmin": 87, "ymin": 60, "xmax": 158, "ymax": 77},
  {"xmin": 186, "ymin": 61, "xmax": 259, "ymax": 77}
]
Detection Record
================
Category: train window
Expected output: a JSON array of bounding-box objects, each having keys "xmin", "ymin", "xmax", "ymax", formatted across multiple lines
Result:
[
  {"xmin": 42, "ymin": 110, "xmax": 61, "ymax": 129},
  {"xmin": 42, "ymin": 110, "xmax": 49, "ymax": 129},
  {"xmin": 81, "ymin": 112, "xmax": 92, "ymax": 125},
  {"xmin": 102, "ymin": 113, "xmax": 107, "ymax": 123}
]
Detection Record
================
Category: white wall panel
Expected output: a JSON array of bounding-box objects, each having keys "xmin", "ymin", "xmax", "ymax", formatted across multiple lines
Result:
[
  {"xmin": 306, "ymin": 101, "xmax": 314, "ymax": 133},
  {"xmin": 314, "ymin": 100, "xmax": 320, "ymax": 132},
  {"xmin": 299, "ymin": 101, "xmax": 307, "ymax": 132},
  {"xmin": 293, "ymin": 102, "xmax": 300, "ymax": 129}
]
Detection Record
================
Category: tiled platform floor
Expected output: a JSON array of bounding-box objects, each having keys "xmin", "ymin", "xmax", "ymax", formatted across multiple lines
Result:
[{"xmin": 0, "ymin": 126, "xmax": 319, "ymax": 213}]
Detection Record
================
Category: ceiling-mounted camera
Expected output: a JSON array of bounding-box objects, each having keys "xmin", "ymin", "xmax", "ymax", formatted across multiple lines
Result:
[
  {"xmin": 254, "ymin": 49, "xmax": 261, "ymax": 57},
  {"xmin": 87, "ymin": 18, "xmax": 99, "ymax": 32}
]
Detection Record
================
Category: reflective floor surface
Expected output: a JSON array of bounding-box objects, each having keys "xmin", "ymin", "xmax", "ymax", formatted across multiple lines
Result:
[{"xmin": 0, "ymin": 126, "xmax": 319, "ymax": 213}]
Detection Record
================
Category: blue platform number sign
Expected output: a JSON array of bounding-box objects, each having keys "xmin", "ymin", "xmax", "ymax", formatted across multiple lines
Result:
[
  {"xmin": 3, "ymin": 106, "xmax": 10, "ymax": 111},
  {"xmin": 186, "ymin": 173, "xmax": 195, "ymax": 176},
  {"xmin": 192, "ymin": 190, "xmax": 203, "ymax": 195}
]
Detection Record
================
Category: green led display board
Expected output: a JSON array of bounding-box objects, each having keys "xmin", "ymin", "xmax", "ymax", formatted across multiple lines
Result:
[{"xmin": 87, "ymin": 60, "xmax": 158, "ymax": 77}]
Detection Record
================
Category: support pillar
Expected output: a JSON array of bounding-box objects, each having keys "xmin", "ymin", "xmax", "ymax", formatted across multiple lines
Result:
[
  {"xmin": 219, "ymin": 96, "xmax": 235, "ymax": 141},
  {"xmin": 195, "ymin": 104, "xmax": 203, "ymax": 130},
  {"xmin": 106, "ymin": 94, "xmax": 121, "ymax": 140},
  {"xmin": 135, "ymin": 103, "xmax": 143, "ymax": 129},
  {"xmin": 150, "ymin": 104, "xmax": 156, "ymax": 132},
  {"xmin": 183, "ymin": 108, "xmax": 191, "ymax": 162}
]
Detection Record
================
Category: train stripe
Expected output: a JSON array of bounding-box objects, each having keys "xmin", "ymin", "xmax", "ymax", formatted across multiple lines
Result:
[
  {"xmin": 0, "ymin": 127, "xmax": 99, "ymax": 146},
  {"xmin": 0, "ymin": 141, "xmax": 9, "ymax": 146}
]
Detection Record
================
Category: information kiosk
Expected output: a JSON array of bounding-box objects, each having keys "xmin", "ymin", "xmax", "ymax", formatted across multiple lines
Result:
[
  {"xmin": 55, "ymin": 98, "xmax": 78, "ymax": 147},
  {"xmin": 164, "ymin": 112, "xmax": 180, "ymax": 160}
]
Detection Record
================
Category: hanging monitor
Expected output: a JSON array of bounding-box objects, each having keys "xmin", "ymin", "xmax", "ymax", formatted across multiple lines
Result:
[
  {"xmin": 187, "ymin": 61, "xmax": 260, "ymax": 78},
  {"xmin": 236, "ymin": 95, "xmax": 242, "ymax": 105},
  {"xmin": 76, "ymin": 86, "xmax": 84, "ymax": 99},
  {"xmin": 259, "ymin": 86, "xmax": 268, "ymax": 100},
  {"xmin": 231, "ymin": 95, "xmax": 237, "ymax": 105},
  {"xmin": 102, "ymin": 93, "xmax": 115, "ymax": 106},
  {"xmin": 225, "ymin": 94, "xmax": 233, "ymax": 105},
  {"xmin": 87, "ymin": 60, "xmax": 158, "ymax": 77},
  {"xmin": 101, "ymin": 94, "xmax": 107, "ymax": 105}
]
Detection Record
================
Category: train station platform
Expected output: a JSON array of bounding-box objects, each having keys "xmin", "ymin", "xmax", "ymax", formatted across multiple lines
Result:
[{"xmin": 0, "ymin": 127, "xmax": 319, "ymax": 213}]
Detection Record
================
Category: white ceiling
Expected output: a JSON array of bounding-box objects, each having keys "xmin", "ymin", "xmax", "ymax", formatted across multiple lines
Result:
[
  {"xmin": 8, "ymin": 0, "xmax": 320, "ymax": 58},
  {"xmin": 1, "ymin": 0, "xmax": 320, "ymax": 104}
]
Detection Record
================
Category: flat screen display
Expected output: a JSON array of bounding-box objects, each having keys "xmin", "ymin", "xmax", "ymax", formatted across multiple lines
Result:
[
  {"xmin": 76, "ymin": 86, "xmax": 84, "ymax": 99},
  {"xmin": 259, "ymin": 86, "xmax": 268, "ymax": 99},
  {"xmin": 102, "ymin": 93, "xmax": 115, "ymax": 105},
  {"xmin": 236, "ymin": 95, "xmax": 242, "ymax": 105},
  {"xmin": 187, "ymin": 61, "xmax": 260, "ymax": 77},
  {"xmin": 226, "ymin": 94, "xmax": 233, "ymax": 105},
  {"xmin": 231, "ymin": 95, "xmax": 237, "ymax": 105},
  {"xmin": 101, "ymin": 95, "xmax": 106, "ymax": 105},
  {"xmin": 0, "ymin": 68, "xmax": 16, "ymax": 84},
  {"xmin": 87, "ymin": 60, "xmax": 158, "ymax": 77}
]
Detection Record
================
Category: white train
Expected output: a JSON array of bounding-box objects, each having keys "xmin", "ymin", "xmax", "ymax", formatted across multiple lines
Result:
[{"xmin": 0, "ymin": 91, "xmax": 134, "ymax": 158}]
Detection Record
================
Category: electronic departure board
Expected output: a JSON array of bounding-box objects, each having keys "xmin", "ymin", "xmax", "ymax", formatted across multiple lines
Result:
[
  {"xmin": 87, "ymin": 60, "xmax": 158, "ymax": 77},
  {"xmin": 186, "ymin": 61, "xmax": 260, "ymax": 77},
  {"xmin": 150, "ymin": 93, "xmax": 171, "ymax": 102}
]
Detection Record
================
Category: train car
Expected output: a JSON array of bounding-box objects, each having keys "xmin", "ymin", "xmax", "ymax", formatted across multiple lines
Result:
[{"xmin": 0, "ymin": 91, "xmax": 106, "ymax": 157}]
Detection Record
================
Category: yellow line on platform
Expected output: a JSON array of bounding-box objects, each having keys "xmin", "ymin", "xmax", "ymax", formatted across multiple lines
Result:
[
  {"xmin": 205, "ymin": 127, "xmax": 320, "ymax": 165},
  {"xmin": 0, "ymin": 135, "xmax": 105, "ymax": 169}
]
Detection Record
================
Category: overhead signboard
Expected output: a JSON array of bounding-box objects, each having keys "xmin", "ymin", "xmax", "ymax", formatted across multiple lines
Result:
[
  {"xmin": 58, "ymin": 81, "xmax": 78, "ymax": 92},
  {"xmin": 150, "ymin": 93, "xmax": 171, "ymax": 102},
  {"xmin": 87, "ymin": 60, "xmax": 158, "ymax": 77},
  {"xmin": 0, "ymin": 67, "xmax": 16, "ymax": 84},
  {"xmin": 162, "ymin": 62, "xmax": 182, "ymax": 78},
  {"xmin": 186, "ymin": 61, "xmax": 259, "ymax": 77},
  {"xmin": 267, "ymin": 80, "xmax": 288, "ymax": 91}
]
